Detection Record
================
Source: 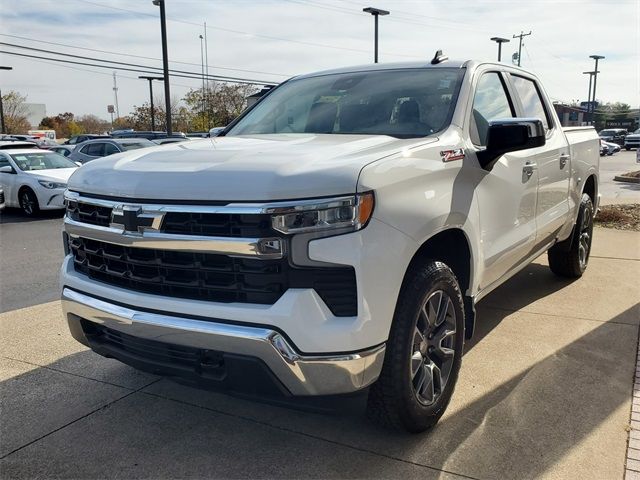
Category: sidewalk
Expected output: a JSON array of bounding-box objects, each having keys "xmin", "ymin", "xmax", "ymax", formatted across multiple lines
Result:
[{"xmin": 1, "ymin": 226, "xmax": 639, "ymax": 479}]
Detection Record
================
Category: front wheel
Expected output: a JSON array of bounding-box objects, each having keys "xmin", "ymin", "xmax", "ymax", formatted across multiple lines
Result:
[
  {"xmin": 19, "ymin": 188, "xmax": 40, "ymax": 216},
  {"xmin": 548, "ymin": 193, "xmax": 594, "ymax": 278},
  {"xmin": 367, "ymin": 260, "xmax": 465, "ymax": 432}
]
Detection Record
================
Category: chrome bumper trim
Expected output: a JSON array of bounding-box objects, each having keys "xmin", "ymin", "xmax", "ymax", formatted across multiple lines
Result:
[
  {"xmin": 64, "ymin": 217, "xmax": 284, "ymax": 258},
  {"xmin": 61, "ymin": 288, "xmax": 385, "ymax": 396}
]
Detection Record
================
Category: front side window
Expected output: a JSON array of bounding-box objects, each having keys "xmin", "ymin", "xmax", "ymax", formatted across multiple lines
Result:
[
  {"xmin": 227, "ymin": 68, "xmax": 464, "ymax": 138},
  {"xmin": 10, "ymin": 152, "xmax": 77, "ymax": 171},
  {"xmin": 511, "ymin": 75, "xmax": 550, "ymax": 129},
  {"xmin": 104, "ymin": 143, "xmax": 120, "ymax": 155},
  {"xmin": 119, "ymin": 140, "xmax": 155, "ymax": 151},
  {"xmin": 85, "ymin": 143, "xmax": 105, "ymax": 156},
  {"xmin": 470, "ymin": 72, "xmax": 515, "ymax": 146}
]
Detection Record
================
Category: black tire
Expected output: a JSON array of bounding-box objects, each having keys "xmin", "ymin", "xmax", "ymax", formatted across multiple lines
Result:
[
  {"xmin": 626, "ymin": 146, "xmax": 631, "ymax": 151},
  {"xmin": 367, "ymin": 260, "xmax": 465, "ymax": 433},
  {"xmin": 19, "ymin": 188, "xmax": 40, "ymax": 217},
  {"xmin": 547, "ymin": 193, "xmax": 594, "ymax": 278}
]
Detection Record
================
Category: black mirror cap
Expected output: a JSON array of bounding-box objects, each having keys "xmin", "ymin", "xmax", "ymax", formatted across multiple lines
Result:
[{"xmin": 477, "ymin": 118, "xmax": 546, "ymax": 171}]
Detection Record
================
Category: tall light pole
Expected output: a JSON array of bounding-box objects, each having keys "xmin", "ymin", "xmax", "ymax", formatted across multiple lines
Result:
[
  {"xmin": 199, "ymin": 34, "xmax": 206, "ymax": 129},
  {"xmin": 589, "ymin": 55, "xmax": 605, "ymax": 125},
  {"xmin": 0, "ymin": 66, "xmax": 13, "ymax": 135},
  {"xmin": 139, "ymin": 76, "xmax": 164, "ymax": 131},
  {"xmin": 582, "ymin": 70, "xmax": 598, "ymax": 125},
  {"xmin": 512, "ymin": 30, "xmax": 532, "ymax": 66},
  {"xmin": 363, "ymin": 7, "xmax": 389, "ymax": 63},
  {"xmin": 152, "ymin": 0, "xmax": 172, "ymax": 135},
  {"xmin": 490, "ymin": 37, "xmax": 510, "ymax": 62}
]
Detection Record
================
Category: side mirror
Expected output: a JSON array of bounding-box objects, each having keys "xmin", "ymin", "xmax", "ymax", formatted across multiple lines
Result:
[
  {"xmin": 477, "ymin": 118, "xmax": 546, "ymax": 171},
  {"xmin": 0, "ymin": 165, "xmax": 16, "ymax": 174}
]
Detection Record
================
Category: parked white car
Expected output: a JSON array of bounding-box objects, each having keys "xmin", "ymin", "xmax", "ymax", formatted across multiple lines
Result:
[
  {"xmin": 0, "ymin": 149, "xmax": 78, "ymax": 216},
  {"xmin": 0, "ymin": 187, "xmax": 5, "ymax": 211},
  {"xmin": 61, "ymin": 58, "xmax": 599, "ymax": 432}
]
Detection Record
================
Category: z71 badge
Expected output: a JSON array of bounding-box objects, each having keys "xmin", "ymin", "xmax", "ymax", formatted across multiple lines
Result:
[{"xmin": 440, "ymin": 149, "xmax": 465, "ymax": 162}]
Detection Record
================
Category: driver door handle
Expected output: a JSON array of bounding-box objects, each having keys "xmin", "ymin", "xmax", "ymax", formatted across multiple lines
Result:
[{"xmin": 523, "ymin": 162, "xmax": 537, "ymax": 177}]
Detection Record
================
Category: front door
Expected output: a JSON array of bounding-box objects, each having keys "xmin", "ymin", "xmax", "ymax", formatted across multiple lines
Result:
[{"xmin": 468, "ymin": 70, "xmax": 539, "ymax": 291}]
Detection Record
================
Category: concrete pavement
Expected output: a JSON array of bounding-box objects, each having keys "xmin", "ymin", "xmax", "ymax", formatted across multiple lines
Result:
[
  {"xmin": 599, "ymin": 150, "xmax": 640, "ymax": 205},
  {"xmin": 1, "ymin": 226, "xmax": 638, "ymax": 479}
]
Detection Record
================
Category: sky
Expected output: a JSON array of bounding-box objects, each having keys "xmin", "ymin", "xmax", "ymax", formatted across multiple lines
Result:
[{"xmin": 1, "ymin": 0, "xmax": 638, "ymax": 121}]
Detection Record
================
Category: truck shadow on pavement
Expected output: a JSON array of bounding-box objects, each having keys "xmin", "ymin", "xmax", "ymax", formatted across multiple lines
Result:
[{"xmin": 1, "ymin": 270, "xmax": 637, "ymax": 479}]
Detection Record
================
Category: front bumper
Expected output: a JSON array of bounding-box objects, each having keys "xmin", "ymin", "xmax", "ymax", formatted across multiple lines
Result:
[
  {"xmin": 62, "ymin": 287, "xmax": 385, "ymax": 396},
  {"xmin": 37, "ymin": 187, "xmax": 66, "ymax": 210}
]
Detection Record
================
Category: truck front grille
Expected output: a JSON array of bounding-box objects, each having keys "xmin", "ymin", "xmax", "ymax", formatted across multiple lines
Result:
[
  {"xmin": 69, "ymin": 237, "xmax": 357, "ymax": 316},
  {"xmin": 66, "ymin": 199, "xmax": 277, "ymax": 238}
]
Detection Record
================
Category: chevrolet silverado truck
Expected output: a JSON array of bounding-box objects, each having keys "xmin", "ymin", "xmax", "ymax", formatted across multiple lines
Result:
[{"xmin": 61, "ymin": 56, "xmax": 599, "ymax": 432}]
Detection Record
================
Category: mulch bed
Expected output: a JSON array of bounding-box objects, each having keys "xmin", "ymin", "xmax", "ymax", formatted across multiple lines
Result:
[{"xmin": 595, "ymin": 204, "xmax": 640, "ymax": 231}]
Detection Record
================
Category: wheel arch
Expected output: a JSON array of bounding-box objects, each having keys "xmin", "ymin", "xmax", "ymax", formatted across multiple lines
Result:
[
  {"xmin": 582, "ymin": 174, "xmax": 597, "ymax": 205},
  {"xmin": 402, "ymin": 227, "xmax": 476, "ymax": 339}
]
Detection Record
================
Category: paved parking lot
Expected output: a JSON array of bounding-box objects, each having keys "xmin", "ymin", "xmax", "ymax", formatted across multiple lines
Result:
[{"xmin": 1, "ymin": 194, "xmax": 639, "ymax": 478}]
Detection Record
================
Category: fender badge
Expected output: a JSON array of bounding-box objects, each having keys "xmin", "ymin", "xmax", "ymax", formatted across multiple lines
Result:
[{"xmin": 440, "ymin": 149, "xmax": 465, "ymax": 162}]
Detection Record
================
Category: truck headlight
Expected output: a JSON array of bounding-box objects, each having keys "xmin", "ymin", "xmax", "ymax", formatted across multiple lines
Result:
[
  {"xmin": 38, "ymin": 180, "xmax": 67, "ymax": 189},
  {"xmin": 269, "ymin": 192, "xmax": 374, "ymax": 235}
]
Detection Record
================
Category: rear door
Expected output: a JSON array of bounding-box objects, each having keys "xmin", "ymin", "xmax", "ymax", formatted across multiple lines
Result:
[
  {"xmin": 0, "ymin": 153, "xmax": 17, "ymax": 205},
  {"xmin": 469, "ymin": 69, "xmax": 539, "ymax": 290},
  {"xmin": 508, "ymin": 74, "xmax": 570, "ymax": 246}
]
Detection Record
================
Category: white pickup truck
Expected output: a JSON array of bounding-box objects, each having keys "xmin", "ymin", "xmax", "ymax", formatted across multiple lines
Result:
[{"xmin": 61, "ymin": 57, "xmax": 599, "ymax": 432}]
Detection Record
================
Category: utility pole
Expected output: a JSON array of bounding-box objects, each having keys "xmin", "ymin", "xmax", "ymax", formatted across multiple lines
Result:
[
  {"xmin": 589, "ymin": 55, "xmax": 604, "ymax": 126},
  {"xmin": 0, "ymin": 66, "xmax": 13, "ymax": 135},
  {"xmin": 153, "ymin": 0, "xmax": 173, "ymax": 135},
  {"xmin": 199, "ymin": 34, "xmax": 206, "ymax": 130},
  {"xmin": 363, "ymin": 7, "xmax": 390, "ymax": 63},
  {"xmin": 512, "ymin": 30, "xmax": 532, "ymax": 67},
  {"xmin": 490, "ymin": 37, "xmax": 510, "ymax": 62},
  {"xmin": 112, "ymin": 71, "xmax": 120, "ymax": 119},
  {"xmin": 204, "ymin": 21, "xmax": 210, "ymax": 129},
  {"xmin": 139, "ymin": 76, "xmax": 164, "ymax": 131}
]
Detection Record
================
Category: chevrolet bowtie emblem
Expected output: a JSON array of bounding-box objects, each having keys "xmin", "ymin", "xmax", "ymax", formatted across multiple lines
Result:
[{"xmin": 110, "ymin": 205, "xmax": 164, "ymax": 233}]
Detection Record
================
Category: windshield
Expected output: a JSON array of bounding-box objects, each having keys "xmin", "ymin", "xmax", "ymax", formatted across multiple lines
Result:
[
  {"xmin": 599, "ymin": 130, "xmax": 619, "ymax": 136},
  {"xmin": 227, "ymin": 68, "xmax": 464, "ymax": 138},
  {"xmin": 119, "ymin": 140, "xmax": 155, "ymax": 151},
  {"xmin": 10, "ymin": 152, "xmax": 77, "ymax": 171}
]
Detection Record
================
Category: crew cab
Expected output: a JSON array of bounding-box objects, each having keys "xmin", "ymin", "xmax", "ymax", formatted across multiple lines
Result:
[{"xmin": 60, "ymin": 58, "xmax": 599, "ymax": 432}]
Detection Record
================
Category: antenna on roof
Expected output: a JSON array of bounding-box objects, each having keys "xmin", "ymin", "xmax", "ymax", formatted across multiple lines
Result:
[{"xmin": 431, "ymin": 50, "xmax": 449, "ymax": 65}]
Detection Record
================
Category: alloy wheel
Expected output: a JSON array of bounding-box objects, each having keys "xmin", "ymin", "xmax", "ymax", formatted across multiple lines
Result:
[
  {"xmin": 411, "ymin": 290, "xmax": 457, "ymax": 406},
  {"xmin": 578, "ymin": 208, "xmax": 593, "ymax": 270},
  {"xmin": 21, "ymin": 191, "xmax": 35, "ymax": 215}
]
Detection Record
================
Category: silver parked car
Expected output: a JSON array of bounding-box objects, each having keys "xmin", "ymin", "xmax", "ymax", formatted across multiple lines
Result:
[
  {"xmin": 48, "ymin": 145, "xmax": 76, "ymax": 157},
  {"xmin": 68, "ymin": 138, "xmax": 156, "ymax": 164}
]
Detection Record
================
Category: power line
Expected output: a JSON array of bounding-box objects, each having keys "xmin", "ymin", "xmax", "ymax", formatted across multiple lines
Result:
[
  {"xmin": 0, "ymin": 33, "xmax": 289, "ymax": 78},
  {"xmin": 0, "ymin": 43, "xmax": 277, "ymax": 85},
  {"xmin": 0, "ymin": 50, "xmax": 272, "ymax": 86}
]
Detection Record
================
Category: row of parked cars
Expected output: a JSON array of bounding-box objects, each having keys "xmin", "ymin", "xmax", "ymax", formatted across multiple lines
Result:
[
  {"xmin": 598, "ymin": 128, "xmax": 639, "ymax": 156},
  {"xmin": 0, "ymin": 127, "xmax": 225, "ymax": 215}
]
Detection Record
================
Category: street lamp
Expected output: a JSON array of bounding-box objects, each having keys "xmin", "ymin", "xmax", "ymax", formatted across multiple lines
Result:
[
  {"xmin": 139, "ymin": 76, "xmax": 164, "ymax": 131},
  {"xmin": 490, "ymin": 37, "xmax": 510, "ymax": 62},
  {"xmin": 582, "ymin": 70, "xmax": 598, "ymax": 125},
  {"xmin": 0, "ymin": 66, "xmax": 13, "ymax": 135},
  {"xmin": 152, "ymin": 0, "xmax": 172, "ymax": 135},
  {"xmin": 589, "ymin": 55, "xmax": 605, "ymax": 124},
  {"xmin": 363, "ymin": 7, "xmax": 389, "ymax": 63}
]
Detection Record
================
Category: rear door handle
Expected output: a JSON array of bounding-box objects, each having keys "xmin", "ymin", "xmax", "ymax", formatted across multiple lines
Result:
[{"xmin": 559, "ymin": 154, "xmax": 569, "ymax": 169}]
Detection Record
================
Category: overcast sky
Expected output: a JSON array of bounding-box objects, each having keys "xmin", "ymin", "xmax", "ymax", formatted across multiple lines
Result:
[{"xmin": 1, "ymin": 0, "xmax": 638, "ymax": 121}]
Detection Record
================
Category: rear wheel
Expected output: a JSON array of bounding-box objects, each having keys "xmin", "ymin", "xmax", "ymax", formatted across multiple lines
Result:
[
  {"xmin": 19, "ymin": 188, "xmax": 40, "ymax": 217},
  {"xmin": 548, "ymin": 193, "xmax": 594, "ymax": 278},
  {"xmin": 367, "ymin": 260, "xmax": 465, "ymax": 432}
]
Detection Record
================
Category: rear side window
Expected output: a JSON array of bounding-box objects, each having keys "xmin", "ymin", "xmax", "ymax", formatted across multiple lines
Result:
[
  {"xmin": 511, "ymin": 75, "xmax": 551, "ymax": 130},
  {"xmin": 83, "ymin": 143, "xmax": 105, "ymax": 156},
  {"xmin": 470, "ymin": 72, "xmax": 515, "ymax": 146}
]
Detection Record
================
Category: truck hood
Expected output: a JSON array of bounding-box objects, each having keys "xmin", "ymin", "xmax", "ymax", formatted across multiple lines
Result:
[{"xmin": 68, "ymin": 134, "xmax": 435, "ymax": 201}]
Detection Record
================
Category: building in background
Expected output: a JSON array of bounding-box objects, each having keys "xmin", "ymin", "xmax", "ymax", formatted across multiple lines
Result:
[
  {"xmin": 553, "ymin": 103, "xmax": 586, "ymax": 127},
  {"xmin": 23, "ymin": 103, "xmax": 46, "ymax": 128}
]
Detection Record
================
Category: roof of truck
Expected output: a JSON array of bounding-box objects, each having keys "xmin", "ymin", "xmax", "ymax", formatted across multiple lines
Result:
[{"xmin": 295, "ymin": 59, "xmax": 535, "ymax": 80}]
